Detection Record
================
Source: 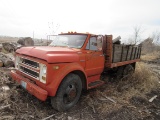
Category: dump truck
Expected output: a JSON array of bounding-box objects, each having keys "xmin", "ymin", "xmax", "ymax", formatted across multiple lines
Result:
[{"xmin": 11, "ymin": 32, "xmax": 141, "ymax": 111}]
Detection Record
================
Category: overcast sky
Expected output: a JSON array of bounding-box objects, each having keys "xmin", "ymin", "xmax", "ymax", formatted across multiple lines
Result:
[{"xmin": 0, "ymin": 0, "xmax": 160, "ymax": 41}]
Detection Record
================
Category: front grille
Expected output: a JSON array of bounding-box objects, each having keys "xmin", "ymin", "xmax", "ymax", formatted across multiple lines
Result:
[
  {"xmin": 20, "ymin": 66, "xmax": 39, "ymax": 79},
  {"xmin": 17, "ymin": 56, "xmax": 40, "ymax": 80},
  {"xmin": 21, "ymin": 58, "xmax": 39, "ymax": 68}
]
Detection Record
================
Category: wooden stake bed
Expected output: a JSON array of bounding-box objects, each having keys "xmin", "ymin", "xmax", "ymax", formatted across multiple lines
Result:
[{"xmin": 104, "ymin": 35, "xmax": 141, "ymax": 68}]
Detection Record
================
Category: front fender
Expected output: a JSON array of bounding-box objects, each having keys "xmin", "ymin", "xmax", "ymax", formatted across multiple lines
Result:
[{"xmin": 47, "ymin": 62, "xmax": 87, "ymax": 96}]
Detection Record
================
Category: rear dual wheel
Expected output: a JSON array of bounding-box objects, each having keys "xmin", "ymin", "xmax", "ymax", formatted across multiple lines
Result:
[
  {"xmin": 123, "ymin": 64, "xmax": 134, "ymax": 76},
  {"xmin": 51, "ymin": 73, "xmax": 82, "ymax": 112},
  {"xmin": 116, "ymin": 64, "xmax": 135, "ymax": 79}
]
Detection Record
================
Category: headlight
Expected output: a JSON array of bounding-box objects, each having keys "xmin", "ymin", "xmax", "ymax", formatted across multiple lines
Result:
[
  {"xmin": 15, "ymin": 56, "xmax": 24, "ymax": 69},
  {"xmin": 15, "ymin": 56, "xmax": 20, "ymax": 69},
  {"xmin": 40, "ymin": 64, "xmax": 47, "ymax": 84},
  {"xmin": 42, "ymin": 65, "xmax": 47, "ymax": 74}
]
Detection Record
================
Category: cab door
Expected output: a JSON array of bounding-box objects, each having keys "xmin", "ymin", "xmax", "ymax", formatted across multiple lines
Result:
[{"xmin": 85, "ymin": 36, "xmax": 105, "ymax": 77}]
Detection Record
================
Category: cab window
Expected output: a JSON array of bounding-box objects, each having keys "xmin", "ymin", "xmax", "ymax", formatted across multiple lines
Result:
[
  {"xmin": 86, "ymin": 36, "xmax": 98, "ymax": 50},
  {"xmin": 86, "ymin": 36, "xmax": 103, "ymax": 51}
]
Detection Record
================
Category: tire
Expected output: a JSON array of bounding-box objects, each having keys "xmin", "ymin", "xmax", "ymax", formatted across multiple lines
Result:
[
  {"xmin": 51, "ymin": 73, "xmax": 82, "ymax": 112},
  {"xmin": 116, "ymin": 66, "xmax": 125, "ymax": 79},
  {"xmin": 123, "ymin": 64, "xmax": 134, "ymax": 76}
]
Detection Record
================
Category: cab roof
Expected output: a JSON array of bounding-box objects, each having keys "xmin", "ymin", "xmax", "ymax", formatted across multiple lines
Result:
[{"xmin": 59, "ymin": 32, "xmax": 96, "ymax": 36}]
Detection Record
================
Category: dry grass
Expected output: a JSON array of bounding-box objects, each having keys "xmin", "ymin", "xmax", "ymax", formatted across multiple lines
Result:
[
  {"xmin": 141, "ymin": 51, "xmax": 160, "ymax": 61},
  {"xmin": 134, "ymin": 63, "xmax": 159, "ymax": 90},
  {"xmin": 0, "ymin": 37, "xmax": 18, "ymax": 44},
  {"xmin": 83, "ymin": 62, "xmax": 160, "ymax": 118},
  {"xmin": 120, "ymin": 62, "xmax": 159, "ymax": 93}
]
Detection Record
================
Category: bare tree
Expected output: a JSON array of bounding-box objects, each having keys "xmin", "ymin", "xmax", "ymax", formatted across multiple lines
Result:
[
  {"xmin": 132, "ymin": 25, "xmax": 143, "ymax": 45},
  {"xmin": 127, "ymin": 25, "xmax": 143, "ymax": 45},
  {"xmin": 48, "ymin": 22, "xmax": 60, "ymax": 35},
  {"xmin": 152, "ymin": 31, "xmax": 160, "ymax": 45}
]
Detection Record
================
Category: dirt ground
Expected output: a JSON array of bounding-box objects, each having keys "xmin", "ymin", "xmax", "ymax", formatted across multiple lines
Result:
[{"xmin": 0, "ymin": 53, "xmax": 160, "ymax": 120}]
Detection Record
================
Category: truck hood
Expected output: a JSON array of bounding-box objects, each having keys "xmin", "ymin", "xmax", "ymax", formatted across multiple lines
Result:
[{"xmin": 16, "ymin": 46, "xmax": 79, "ymax": 63}]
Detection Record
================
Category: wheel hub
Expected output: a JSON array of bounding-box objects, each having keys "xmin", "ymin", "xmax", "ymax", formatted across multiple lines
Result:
[
  {"xmin": 64, "ymin": 84, "xmax": 77, "ymax": 104},
  {"xmin": 68, "ymin": 88, "xmax": 76, "ymax": 100}
]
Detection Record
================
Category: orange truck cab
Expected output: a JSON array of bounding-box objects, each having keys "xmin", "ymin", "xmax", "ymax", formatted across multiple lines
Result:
[{"xmin": 11, "ymin": 32, "xmax": 141, "ymax": 111}]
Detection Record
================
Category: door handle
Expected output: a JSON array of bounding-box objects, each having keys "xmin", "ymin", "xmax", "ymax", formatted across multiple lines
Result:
[
  {"xmin": 87, "ymin": 51, "xmax": 92, "ymax": 54},
  {"xmin": 99, "ymin": 54, "xmax": 104, "ymax": 56}
]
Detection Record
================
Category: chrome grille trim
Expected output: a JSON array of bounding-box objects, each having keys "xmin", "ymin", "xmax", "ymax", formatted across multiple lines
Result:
[
  {"xmin": 17, "ymin": 56, "xmax": 40, "ymax": 80},
  {"xmin": 19, "ymin": 69, "xmax": 39, "ymax": 80},
  {"xmin": 20, "ymin": 57, "xmax": 39, "ymax": 69},
  {"xmin": 19, "ymin": 62, "xmax": 40, "ymax": 71}
]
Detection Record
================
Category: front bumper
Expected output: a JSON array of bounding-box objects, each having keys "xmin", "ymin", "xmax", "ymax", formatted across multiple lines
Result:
[{"xmin": 11, "ymin": 70, "xmax": 48, "ymax": 101}]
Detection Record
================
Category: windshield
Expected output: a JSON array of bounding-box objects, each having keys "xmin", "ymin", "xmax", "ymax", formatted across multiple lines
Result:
[{"xmin": 49, "ymin": 35, "xmax": 87, "ymax": 48}]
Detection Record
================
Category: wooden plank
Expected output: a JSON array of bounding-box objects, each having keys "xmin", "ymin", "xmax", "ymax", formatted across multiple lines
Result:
[
  {"xmin": 112, "ymin": 44, "xmax": 122, "ymax": 63},
  {"xmin": 121, "ymin": 45, "xmax": 128, "ymax": 61},
  {"xmin": 136, "ymin": 47, "xmax": 139, "ymax": 59},
  {"xmin": 135, "ymin": 46, "xmax": 141, "ymax": 59},
  {"xmin": 105, "ymin": 35, "xmax": 113, "ymax": 67},
  {"xmin": 125, "ymin": 46, "xmax": 129, "ymax": 61},
  {"xmin": 120, "ymin": 45, "xmax": 124, "ymax": 62},
  {"xmin": 112, "ymin": 45, "xmax": 115, "ymax": 62},
  {"xmin": 137, "ymin": 47, "xmax": 141, "ymax": 58},
  {"xmin": 131, "ymin": 47, "xmax": 136, "ymax": 60},
  {"xmin": 110, "ymin": 59, "xmax": 140, "ymax": 68},
  {"xmin": 127, "ymin": 46, "xmax": 132, "ymax": 60},
  {"xmin": 138, "ymin": 47, "xmax": 142, "ymax": 58},
  {"xmin": 134, "ymin": 47, "xmax": 138, "ymax": 59}
]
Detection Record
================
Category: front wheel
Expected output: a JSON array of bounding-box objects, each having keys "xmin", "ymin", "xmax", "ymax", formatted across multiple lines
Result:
[{"xmin": 51, "ymin": 73, "xmax": 82, "ymax": 112}]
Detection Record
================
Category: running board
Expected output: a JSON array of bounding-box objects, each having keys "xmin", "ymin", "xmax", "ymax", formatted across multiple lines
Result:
[{"xmin": 88, "ymin": 80, "xmax": 104, "ymax": 89}]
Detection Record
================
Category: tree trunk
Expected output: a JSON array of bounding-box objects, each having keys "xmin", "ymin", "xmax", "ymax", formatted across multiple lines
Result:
[
  {"xmin": 0, "ymin": 53, "xmax": 14, "ymax": 67},
  {"xmin": 0, "ymin": 60, "xmax": 3, "ymax": 67},
  {"xmin": 2, "ymin": 42, "xmax": 21, "ymax": 53},
  {"xmin": 17, "ymin": 37, "xmax": 34, "ymax": 46}
]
